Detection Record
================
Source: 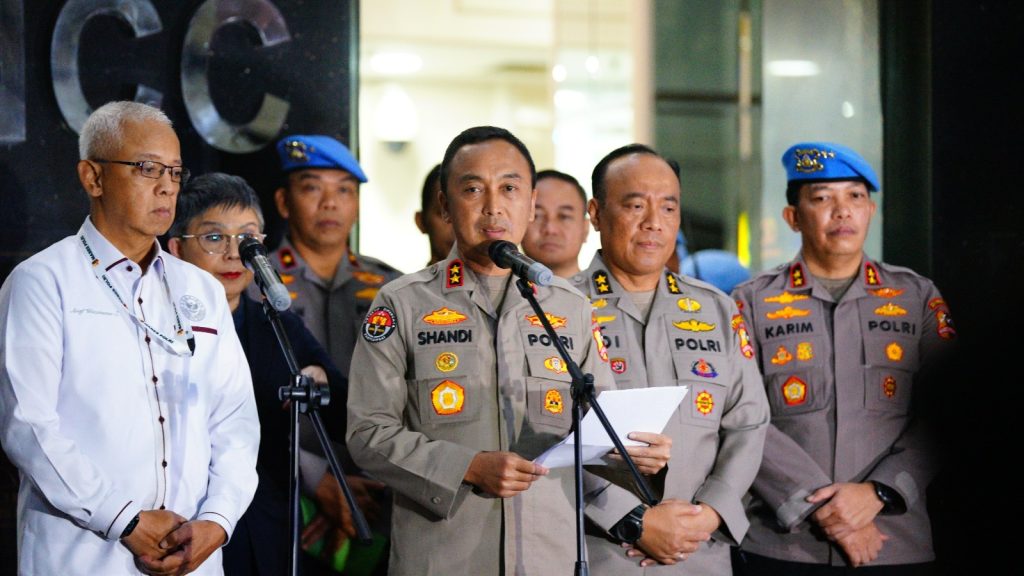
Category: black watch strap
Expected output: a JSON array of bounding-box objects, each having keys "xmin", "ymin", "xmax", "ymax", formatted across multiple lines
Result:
[
  {"xmin": 609, "ymin": 504, "xmax": 646, "ymax": 544},
  {"xmin": 871, "ymin": 481, "xmax": 907, "ymax": 515},
  {"xmin": 120, "ymin": 512, "xmax": 141, "ymax": 539}
]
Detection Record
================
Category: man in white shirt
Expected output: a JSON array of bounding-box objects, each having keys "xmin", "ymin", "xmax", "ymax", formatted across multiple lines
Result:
[{"xmin": 0, "ymin": 101, "xmax": 259, "ymax": 575}]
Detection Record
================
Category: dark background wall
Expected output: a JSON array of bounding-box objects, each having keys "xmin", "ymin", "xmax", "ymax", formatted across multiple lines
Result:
[
  {"xmin": 0, "ymin": 0, "xmax": 356, "ymax": 569},
  {"xmin": 0, "ymin": 0, "xmax": 358, "ymax": 280},
  {"xmin": 883, "ymin": 1, "xmax": 1022, "ymax": 573}
]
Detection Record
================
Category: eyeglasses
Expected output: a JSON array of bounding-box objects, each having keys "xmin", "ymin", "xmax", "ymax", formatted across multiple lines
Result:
[
  {"xmin": 94, "ymin": 159, "xmax": 191, "ymax": 183},
  {"xmin": 179, "ymin": 232, "xmax": 266, "ymax": 255}
]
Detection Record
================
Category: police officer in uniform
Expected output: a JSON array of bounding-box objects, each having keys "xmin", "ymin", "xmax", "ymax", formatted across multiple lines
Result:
[
  {"xmin": 265, "ymin": 134, "xmax": 399, "ymax": 572},
  {"xmin": 267, "ymin": 134, "xmax": 401, "ymax": 377},
  {"xmin": 732, "ymin": 142, "xmax": 954, "ymax": 574},
  {"xmin": 572, "ymin": 144, "xmax": 769, "ymax": 574},
  {"xmin": 346, "ymin": 127, "xmax": 670, "ymax": 575}
]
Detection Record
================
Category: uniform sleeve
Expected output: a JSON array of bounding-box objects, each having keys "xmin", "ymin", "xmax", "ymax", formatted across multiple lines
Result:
[
  {"xmin": 731, "ymin": 284, "xmax": 832, "ymax": 531},
  {"xmin": 345, "ymin": 291, "xmax": 478, "ymax": 520},
  {"xmin": 691, "ymin": 297, "xmax": 770, "ymax": 544},
  {"xmin": 196, "ymin": 297, "xmax": 260, "ymax": 541},
  {"xmin": 0, "ymin": 266, "xmax": 142, "ymax": 539},
  {"xmin": 864, "ymin": 281, "xmax": 949, "ymax": 509}
]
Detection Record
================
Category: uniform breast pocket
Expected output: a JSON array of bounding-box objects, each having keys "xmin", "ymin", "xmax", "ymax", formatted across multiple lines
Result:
[
  {"xmin": 525, "ymin": 376, "xmax": 572, "ymax": 436},
  {"xmin": 864, "ymin": 335, "xmax": 920, "ymax": 372},
  {"xmin": 766, "ymin": 368, "xmax": 827, "ymax": 416},
  {"xmin": 680, "ymin": 380, "xmax": 728, "ymax": 429},
  {"xmin": 414, "ymin": 375, "xmax": 482, "ymax": 434},
  {"xmin": 863, "ymin": 367, "xmax": 913, "ymax": 414}
]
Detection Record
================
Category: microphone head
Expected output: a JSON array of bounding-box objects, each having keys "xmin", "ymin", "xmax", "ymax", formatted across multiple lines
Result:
[
  {"xmin": 487, "ymin": 240, "xmax": 516, "ymax": 269},
  {"xmin": 238, "ymin": 236, "xmax": 267, "ymax": 269},
  {"xmin": 265, "ymin": 283, "xmax": 293, "ymax": 311}
]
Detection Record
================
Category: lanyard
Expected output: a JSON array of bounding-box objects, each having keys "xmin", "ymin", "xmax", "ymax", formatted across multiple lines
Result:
[{"xmin": 79, "ymin": 234, "xmax": 195, "ymax": 356}]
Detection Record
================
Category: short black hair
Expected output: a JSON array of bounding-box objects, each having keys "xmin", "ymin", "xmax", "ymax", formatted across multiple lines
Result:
[
  {"xmin": 536, "ymin": 169, "xmax": 587, "ymax": 207},
  {"xmin": 439, "ymin": 126, "xmax": 536, "ymax": 195},
  {"xmin": 170, "ymin": 172, "xmax": 264, "ymax": 238},
  {"xmin": 591, "ymin": 143, "xmax": 674, "ymax": 206},
  {"xmin": 420, "ymin": 163, "xmax": 442, "ymax": 212}
]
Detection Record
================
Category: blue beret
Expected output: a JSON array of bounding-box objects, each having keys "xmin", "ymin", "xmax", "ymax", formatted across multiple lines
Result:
[
  {"xmin": 782, "ymin": 142, "xmax": 878, "ymax": 192},
  {"xmin": 276, "ymin": 135, "xmax": 368, "ymax": 183}
]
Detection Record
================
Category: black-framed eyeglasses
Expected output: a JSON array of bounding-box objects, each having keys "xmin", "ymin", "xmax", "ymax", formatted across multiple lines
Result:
[
  {"xmin": 94, "ymin": 159, "xmax": 191, "ymax": 183},
  {"xmin": 179, "ymin": 232, "xmax": 266, "ymax": 255}
]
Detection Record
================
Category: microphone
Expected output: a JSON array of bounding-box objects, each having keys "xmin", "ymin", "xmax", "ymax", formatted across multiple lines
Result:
[
  {"xmin": 239, "ymin": 237, "xmax": 292, "ymax": 311},
  {"xmin": 488, "ymin": 240, "xmax": 553, "ymax": 286}
]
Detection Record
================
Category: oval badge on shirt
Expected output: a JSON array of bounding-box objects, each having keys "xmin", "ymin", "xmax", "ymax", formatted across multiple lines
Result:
[{"xmin": 179, "ymin": 295, "xmax": 206, "ymax": 321}]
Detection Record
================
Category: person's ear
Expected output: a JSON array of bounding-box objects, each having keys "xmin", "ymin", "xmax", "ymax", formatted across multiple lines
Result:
[{"xmin": 77, "ymin": 160, "xmax": 103, "ymax": 199}]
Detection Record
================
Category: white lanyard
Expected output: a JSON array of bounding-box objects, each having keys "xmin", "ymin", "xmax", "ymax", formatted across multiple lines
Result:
[{"xmin": 79, "ymin": 234, "xmax": 195, "ymax": 356}]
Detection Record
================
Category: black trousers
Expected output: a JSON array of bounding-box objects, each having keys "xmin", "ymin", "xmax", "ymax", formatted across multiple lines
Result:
[{"xmin": 732, "ymin": 549, "xmax": 935, "ymax": 576}]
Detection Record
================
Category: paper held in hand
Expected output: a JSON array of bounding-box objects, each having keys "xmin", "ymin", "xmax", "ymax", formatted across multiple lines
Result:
[{"xmin": 533, "ymin": 386, "xmax": 688, "ymax": 468}]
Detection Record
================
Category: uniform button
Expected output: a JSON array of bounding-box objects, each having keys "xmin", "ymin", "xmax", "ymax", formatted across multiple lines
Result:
[
  {"xmin": 137, "ymin": 297, "xmax": 143, "ymax": 304},
  {"xmin": 144, "ymin": 336, "xmax": 151, "ymax": 344},
  {"xmin": 162, "ymin": 460, "xmax": 167, "ymax": 468},
  {"xmin": 126, "ymin": 265, "xmax": 133, "ymax": 272},
  {"xmin": 431, "ymin": 496, "xmax": 442, "ymax": 505},
  {"xmin": 152, "ymin": 376, "xmax": 158, "ymax": 384},
  {"xmin": 159, "ymin": 505, "xmax": 165, "ymax": 510},
  {"xmin": 158, "ymin": 416, "xmax": 165, "ymax": 424}
]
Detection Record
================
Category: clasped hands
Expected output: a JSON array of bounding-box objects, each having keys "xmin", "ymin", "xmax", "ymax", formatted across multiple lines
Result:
[
  {"xmin": 120, "ymin": 510, "xmax": 226, "ymax": 576},
  {"xmin": 807, "ymin": 481, "xmax": 889, "ymax": 567}
]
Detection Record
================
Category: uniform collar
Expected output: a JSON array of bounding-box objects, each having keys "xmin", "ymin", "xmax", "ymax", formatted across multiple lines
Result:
[
  {"xmin": 582, "ymin": 251, "xmax": 684, "ymax": 324},
  {"xmin": 785, "ymin": 252, "xmax": 884, "ymax": 302},
  {"xmin": 80, "ymin": 216, "xmax": 164, "ymax": 275},
  {"xmin": 277, "ymin": 235, "xmax": 360, "ymax": 288}
]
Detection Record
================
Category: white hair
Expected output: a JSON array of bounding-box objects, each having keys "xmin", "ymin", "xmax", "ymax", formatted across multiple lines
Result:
[{"xmin": 78, "ymin": 101, "xmax": 173, "ymax": 160}]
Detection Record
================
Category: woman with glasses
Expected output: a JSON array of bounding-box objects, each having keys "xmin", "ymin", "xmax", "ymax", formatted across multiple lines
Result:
[{"xmin": 166, "ymin": 172, "xmax": 364, "ymax": 575}]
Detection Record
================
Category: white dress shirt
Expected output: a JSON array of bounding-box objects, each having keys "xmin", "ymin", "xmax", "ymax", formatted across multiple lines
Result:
[{"xmin": 0, "ymin": 218, "xmax": 259, "ymax": 575}]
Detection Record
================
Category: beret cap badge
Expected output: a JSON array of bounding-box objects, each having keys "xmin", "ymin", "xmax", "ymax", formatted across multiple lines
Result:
[
  {"xmin": 285, "ymin": 140, "xmax": 311, "ymax": 163},
  {"xmin": 793, "ymin": 148, "xmax": 836, "ymax": 174}
]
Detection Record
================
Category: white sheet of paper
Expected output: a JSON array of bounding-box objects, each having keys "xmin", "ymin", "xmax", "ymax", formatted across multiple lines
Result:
[{"xmin": 533, "ymin": 386, "xmax": 688, "ymax": 469}]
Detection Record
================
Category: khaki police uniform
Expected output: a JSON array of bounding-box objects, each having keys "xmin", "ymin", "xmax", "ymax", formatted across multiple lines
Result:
[
  {"xmin": 260, "ymin": 237, "xmax": 401, "ymax": 377},
  {"xmin": 732, "ymin": 254, "xmax": 954, "ymax": 566},
  {"xmin": 346, "ymin": 253, "xmax": 617, "ymax": 575},
  {"xmin": 573, "ymin": 252, "xmax": 769, "ymax": 575}
]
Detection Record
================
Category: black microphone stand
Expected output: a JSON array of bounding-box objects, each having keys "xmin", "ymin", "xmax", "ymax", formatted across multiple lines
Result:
[
  {"xmin": 514, "ymin": 278, "xmax": 658, "ymax": 576},
  {"xmin": 260, "ymin": 298, "xmax": 372, "ymax": 576}
]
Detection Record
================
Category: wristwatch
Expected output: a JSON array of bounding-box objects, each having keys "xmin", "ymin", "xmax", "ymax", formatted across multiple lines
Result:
[
  {"xmin": 120, "ymin": 512, "xmax": 141, "ymax": 539},
  {"xmin": 871, "ymin": 481, "xmax": 907, "ymax": 515},
  {"xmin": 609, "ymin": 504, "xmax": 646, "ymax": 544}
]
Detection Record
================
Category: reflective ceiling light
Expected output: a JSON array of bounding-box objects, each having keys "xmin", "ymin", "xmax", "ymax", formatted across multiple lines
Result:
[
  {"xmin": 585, "ymin": 55, "xmax": 600, "ymax": 76},
  {"xmin": 766, "ymin": 59, "xmax": 820, "ymax": 77},
  {"xmin": 370, "ymin": 52, "xmax": 423, "ymax": 75},
  {"xmin": 552, "ymin": 63, "xmax": 567, "ymax": 83},
  {"xmin": 554, "ymin": 88, "xmax": 586, "ymax": 109},
  {"xmin": 841, "ymin": 101, "xmax": 855, "ymax": 118}
]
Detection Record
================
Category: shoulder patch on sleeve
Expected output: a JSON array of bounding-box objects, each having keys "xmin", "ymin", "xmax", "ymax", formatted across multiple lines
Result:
[{"xmin": 362, "ymin": 305, "xmax": 398, "ymax": 342}]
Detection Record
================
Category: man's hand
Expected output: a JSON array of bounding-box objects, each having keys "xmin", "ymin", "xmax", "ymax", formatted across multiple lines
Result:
[
  {"xmin": 607, "ymin": 432, "xmax": 672, "ymax": 475},
  {"xmin": 630, "ymin": 500, "xmax": 717, "ymax": 565},
  {"xmin": 314, "ymin": 471, "xmax": 386, "ymax": 537},
  {"xmin": 136, "ymin": 520, "xmax": 227, "ymax": 575},
  {"xmin": 808, "ymin": 482, "xmax": 883, "ymax": 540},
  {"xmin": 300, "ymin": 364, "xmax": 328, "ymax": 384},
  {"xmin": 301, "ymin": 514, "xmax": 349, "ymax": 560},
  {"xmin": 835, "ymin": 522, "xmax": 889, "ymax": 567},
  {"xmin": 121, "ymin": 510, "xmax": 186, "ymax": 562},
  {"xmin": 464, "ymin": 451, "xmax": 548, "ymax": 498}
]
